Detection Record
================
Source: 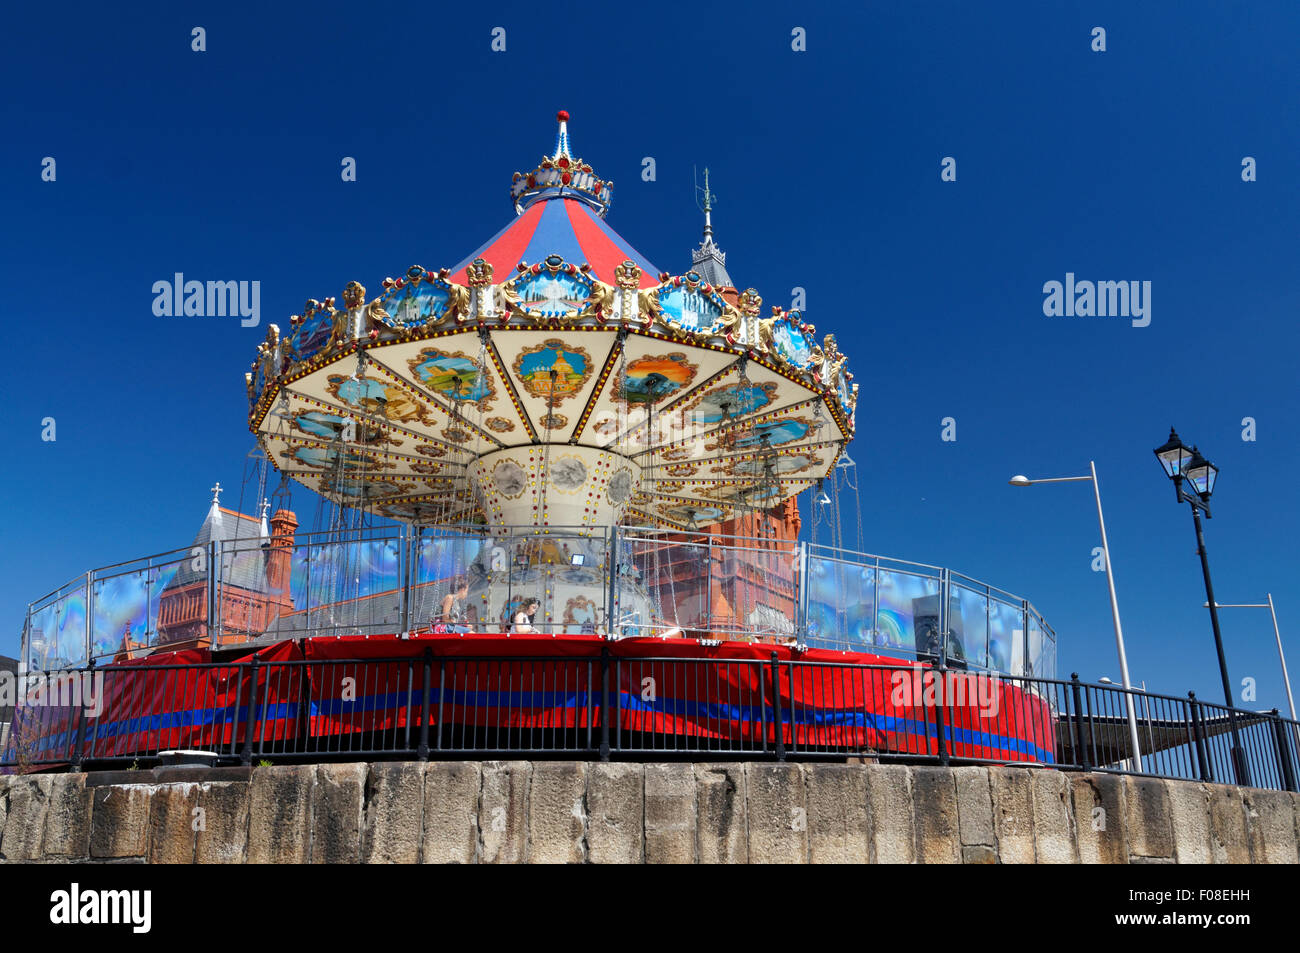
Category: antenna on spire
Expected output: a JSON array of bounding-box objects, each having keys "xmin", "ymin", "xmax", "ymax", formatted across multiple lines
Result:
[{"xmin": 694, "ymin": 166, "xmax": 716, "ymax": 241}]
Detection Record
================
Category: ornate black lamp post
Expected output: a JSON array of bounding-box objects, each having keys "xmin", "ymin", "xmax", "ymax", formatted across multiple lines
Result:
[{"xmin": 1153, "ymin": 428, "xmax": 1250, "ymax": 785}]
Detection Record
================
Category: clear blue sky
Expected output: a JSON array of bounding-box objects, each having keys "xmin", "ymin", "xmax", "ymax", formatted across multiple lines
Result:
[{"xmin": 3, "ymin": 1, "xmax": 1297, "ymax": 711}]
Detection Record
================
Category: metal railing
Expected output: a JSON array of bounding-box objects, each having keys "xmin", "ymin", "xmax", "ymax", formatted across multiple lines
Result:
[{"xmin": 5, "ymin": 651, "xmax": 1296, "ymax": 795}]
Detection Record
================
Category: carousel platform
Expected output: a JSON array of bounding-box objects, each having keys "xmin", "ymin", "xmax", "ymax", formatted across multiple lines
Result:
[{"xmin": 5, "ymin": 631, "xmax": 1056, "ymax": 770}]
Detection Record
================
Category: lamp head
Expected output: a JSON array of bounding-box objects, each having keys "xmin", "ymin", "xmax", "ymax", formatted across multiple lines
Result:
[{"xmin": 1153, "ymin": 427, "xmax": 1191, "ymax": 480}]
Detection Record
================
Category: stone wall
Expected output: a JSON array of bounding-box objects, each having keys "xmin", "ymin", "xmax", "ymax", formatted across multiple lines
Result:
[{"xmin": 1, "ymin": 762, "xmax": 1297, "ymax": 863}]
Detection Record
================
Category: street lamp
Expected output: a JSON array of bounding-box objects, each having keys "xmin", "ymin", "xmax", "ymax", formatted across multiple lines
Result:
[
  {"xmin": 1152, "ymin": 427, "xmax": 1250, "ymax": 785},
  {"xmin": 1008, "ymin": 461, "xmax": 1143, "ymax": 771}
]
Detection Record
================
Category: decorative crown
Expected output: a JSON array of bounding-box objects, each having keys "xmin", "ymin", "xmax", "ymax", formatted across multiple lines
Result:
[{"xmin": 511, "ymin": 110, "xmax": 613, "ymax": 218}]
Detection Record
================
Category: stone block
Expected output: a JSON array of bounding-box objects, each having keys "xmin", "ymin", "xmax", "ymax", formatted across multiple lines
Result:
[
  {"xmin": 1070, "ymin": 773, "xmax": 1128, "ymax": 864},
  {"xmin": 194, "ymin": 782, "xmax": 250, "ymax": 864},
  {"xmin": 311, "ymin": 763, "xmax": 366, "ymax": 864},
  {"xmin": 362, "ymin": 762, "xmax": 425, "ymax": 864},
  {"xmin": 1124, "ymin": 776, "xmax": 1174, "ymax": 860},
  {"xmin": 745, "ymin": 763, "xmax": 806, "ymax": 864},
  {"xmin": 586, "ymin": 763, "xmax": 643, "ymax": 865},
  {"xmin": 247, "ymin": 765, "xmax": 314, "ymax": 864},
  {"xmin": 644, "ymin": 763, "xmax": 694, "ymax": 864},
  {"xmin": 1031, "ymin": 771, "xmax": 1077, "ymax": 863},
  {"xmin": 43, "ymin": 774, "xmax": 93, "ymax": 859},
  {"xmin": 1244, "ymin": 788, "xmax": 1299, "ymax": 864},
  {"xmin": 147, "ymin": 783, "xmax": 201, "ymax": 864},
  {"xmin": 911, "ymin": 766, "xmax": 960, "ymax": 863},
  {"xmin": 989, "ymin": 767, "xmax": 1035, "ymax": 863},
  {"xmin": 864, "ymin": 764, "xmax": 914, "ymax": 863},
  {"xmin": 423, "ymin": 761, "xmax": 480, "ymax": 864},
  {"xmin": 1205, "ymin": 784, "xmax": 1250, "ymax": 864},
  {"xmin": 696, "ymin": 764, "xmax": 747, "ymax": 864},
  {"xmin": 527, "ymin": 762, "xmax": 586, "ymax": 863},
  {"xmin": 962, "ymin": 844, "xmax": 997, "ymax": 864},
  {"xmin": 953, "ymin": 766, "xmax": 994, "ymax": 847},
  {"xmin": 479, "ymin": 761, "xmax": 529, "ymax": 864},
  {"xmin": 90, "ymin": 784, "xmax": 150, "ymax": 859},
  {"xmin": 0, "ymin": 775, "xmax": 51, "ymax": 862},
  {"xmin": 805, "ymin": 764, "xmax": 869, "ymax": 864}
]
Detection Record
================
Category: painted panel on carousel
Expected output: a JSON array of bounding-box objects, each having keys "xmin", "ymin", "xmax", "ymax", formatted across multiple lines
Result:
[
  {"xmin": 607, "ymin": 469, "xmax": 634, "ymax": 506},
  {"xmin": 492, "ymin": 460, "xmax": 528, "ymax": 498},
  {"xmin": 289, "ymin": 409, "xmax": 404, "ymax": 449},
  {"xmin": 290, "ymin": 305, "xmax": 335, "ymax": 363},
  {"xmin": 509, "ymin": 257, "xmax": 594, "ymax": 319},
  {"xmin": 681, "ymin": 382, "xmax": 778, "ymax": 427},
  {"xmin": 512, "ymin": 339, "xmax": 593, "ymax": 401},
  {"xmin": 286, "ymin": 444, "xmax": 393, "ymax": 472},
  {"xmin": 657, "ymin": 273, "xmax": 723, "ymax": 336},
  {"xmin": 660, "ymin": 503, "xmax": 725, "ymax": 525},
  {"xmin": 563, "ymin": 596, "xmax": 599, "ymax": 634},
  {"xmin": 408, "ymin": 347, "xmax": 493, "ymax": 403},
  {"xmin": 723, "ymin": 452, "xmax": 822, "ymax": 478},
  {"xmin": 325, "ymin": 375, "xmax": 438, "ymax": 427},
  {"xmin": 321, "ymin": 478, "xmax": 407, "ymax": 500},
  {"xmin": 708, "ymin": 416, "xmax": 816, "ymax": 452},
  {"xmin": 378, "ymin": 268, "xmax": 453, "ymax": 331},
  {"xmin": 549, "ymin": 455, "xmax": 588, "ymax": 492},
  {"xmin": 771, "ymin": 313, "xmax": 813, "ymax": 369},
  {"xmin": 618, "ymin": 353, "xmax": 699, "ymax": 405}
]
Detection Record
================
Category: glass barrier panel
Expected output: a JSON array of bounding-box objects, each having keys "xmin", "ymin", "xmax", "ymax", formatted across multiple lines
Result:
[
  {"xmin": 950, "ymin": 583, "xmax": 989, "ymax": 669},
  {"xmin": 721, "ymin": 542, "xmax": 798, "ymax": 641},
  {"xmin": 1028, "ymin": 611, "xmax": 1045, "ymax": 678},
  {"xmin": 85, "ymin": 557, "xmax": 195, "ymax": 660},
  {"xmin": 413, "ymin": 533, "xmax": 486, "ymax": 633},
  {"xmin": 292, "ymin": 537, "xmax": 402, "ymax": 637},
  {"xmin": 989, "ymin": 599, "xmax": 1024, "ymax": 675},
  {"xmin": 875, "ymin": 569, "xmax": 939, "ymax": 653},
  {"xmin": 804, "ymin": 556, "xmax": 876, "ymax": 651},
  {"xmin": 30, "ymin": 588, "xmax": 90, "ymax": 670},
  {"xmin": 1038, "ymin": 618, "xmax": 1057, "ymax": 681}
]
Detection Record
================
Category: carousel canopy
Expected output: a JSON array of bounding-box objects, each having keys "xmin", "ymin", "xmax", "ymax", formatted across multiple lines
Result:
[{"xmin": 247, "ymin": 111, "xmax": 857, "ymax": 534}]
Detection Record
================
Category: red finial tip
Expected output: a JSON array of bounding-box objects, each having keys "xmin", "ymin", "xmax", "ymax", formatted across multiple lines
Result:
[{"xmin": 556, "ymin": 109, "xmax": 569, "ymax": 122}]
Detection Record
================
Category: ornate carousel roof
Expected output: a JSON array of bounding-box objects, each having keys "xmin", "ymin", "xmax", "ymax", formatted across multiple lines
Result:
[{"xmin": 247, "ymin": 112, "xmax": 857, "ymax": 533}]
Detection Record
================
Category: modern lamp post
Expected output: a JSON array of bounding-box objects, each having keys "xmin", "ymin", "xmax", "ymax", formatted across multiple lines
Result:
[
  {"xmin": 1009, "ymin": 461, "xmax": 1143, "ymax": 771},
  {"xmin": 1203, "ymin": 594, "xmax": 1296, "ymax": 746},
  {"xmin": 1152, "ymin": 428, "xmax": 1250, "ymax": 786}
]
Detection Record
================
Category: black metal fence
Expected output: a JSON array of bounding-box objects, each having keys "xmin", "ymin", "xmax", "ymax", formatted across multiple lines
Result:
[{"xmin": 4, "ymin": 652, "xmax": 1297, "ymax": 794}]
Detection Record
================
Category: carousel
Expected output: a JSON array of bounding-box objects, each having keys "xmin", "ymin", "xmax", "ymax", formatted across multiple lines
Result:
[{"xmin": 247, "ymin": 111, "xmax": 857, "ymax": 638}]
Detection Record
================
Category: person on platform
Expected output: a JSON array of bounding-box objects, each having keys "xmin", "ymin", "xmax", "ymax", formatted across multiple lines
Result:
[
  {"xmin": 511, "ymin": 597, "xmax": 540, "ymax": 634},
  {"xmin": 438, "ymin": 577, "xmax": 470, "ymax": 633}
]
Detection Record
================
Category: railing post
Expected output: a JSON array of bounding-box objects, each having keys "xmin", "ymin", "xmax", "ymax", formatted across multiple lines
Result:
[
  {"xmin": 83, "ymin": 571, "xmax": 93, "ymax": 667},
  {"xmin": 400, "ymin": 528, "xmax": 413, "ymax": 636},
  {"xmin": 417, "ymin": 647, "xmax": 432, "ymax": 761},
  {"xmin": 1070, "ymin": 673, "xmax": 1090, "ymax": 771},
  {"xmin": 1188, "ymin": 692, "xmax": 1212, "ymax": 783},
  {"xmin": 72, "ymin": 657, "xmax": 95, "ymax": 769},
  {"xmin": 606, "ymin": 526, "xmax": 619, "ymax": 639},
  {"xmin": 242, "ymin": 657, "xmax": 259, "ymax": 766},
  {"xmin": 932, "ymin": 658, "xmax": 949, "ymax": 765},
  {"xmin": 599, "ymin": 641, "xmax": 612, "ymax": 761},
  {"xmin": 769, "ymin": 652, "xmax": 786, "ymax": 762},
  {"xmin": 1271, "ymin": 708, "xmax": 1296, "ymax": 793},
  {"xmin": 207, "ymin": 539, "xmax": 219, "ymax": 644}
]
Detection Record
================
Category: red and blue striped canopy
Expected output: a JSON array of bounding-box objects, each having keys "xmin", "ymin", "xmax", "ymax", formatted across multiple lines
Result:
[{"xmin": 449, "ymin": 197, "xmax": 661, "ymax": 289}]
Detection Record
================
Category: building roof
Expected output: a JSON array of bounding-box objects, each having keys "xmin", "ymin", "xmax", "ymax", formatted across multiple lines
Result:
[{"xmin": 168, "ymin": 500, "xmax": 270, "ymax": 592}]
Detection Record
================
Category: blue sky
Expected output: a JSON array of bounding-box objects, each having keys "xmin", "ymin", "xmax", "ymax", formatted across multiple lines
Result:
[{"xmin": 3, "ymin": 1, "xmax": 1297, "ymax": 711}]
